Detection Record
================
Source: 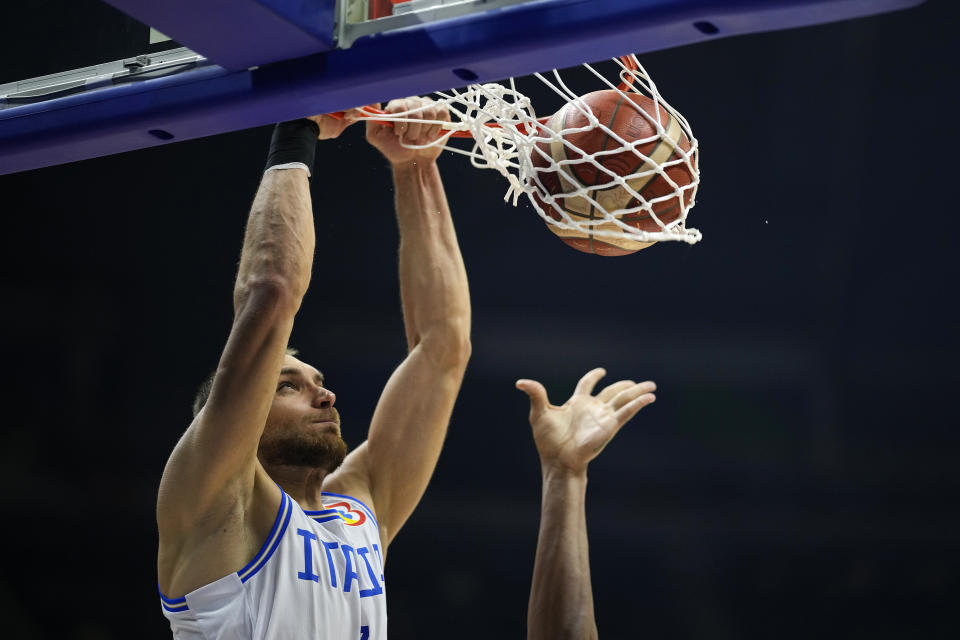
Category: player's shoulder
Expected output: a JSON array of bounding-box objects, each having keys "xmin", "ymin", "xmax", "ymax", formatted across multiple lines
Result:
[{"xmin": 321, "ymin": 441, "xmax": 376, "ymax": 513}]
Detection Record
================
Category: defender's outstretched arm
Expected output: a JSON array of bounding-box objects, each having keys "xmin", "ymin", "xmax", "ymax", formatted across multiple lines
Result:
[{"xmin": 518, "ymin": 369, "xmax": 656, "ymax": 640}]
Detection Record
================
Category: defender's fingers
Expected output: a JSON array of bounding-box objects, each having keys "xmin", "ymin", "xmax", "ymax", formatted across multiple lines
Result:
[
  {"xmin": 574, "ymin": 367, "xmax": 606, "ymax": 397},
  {"xmin": 613, "ymin": 393, "xmax": 656, "ymax": 426},
  {"xmin": 611, "ymin": 381, "xmax": 657, "ymax": 410},
  {"xmin": 516, "ymin": 379, "xmax": 549, "ymax": 416},
  {"xmin": 596, "ymin": 380, "xmax": 635, "ymax": 403}
]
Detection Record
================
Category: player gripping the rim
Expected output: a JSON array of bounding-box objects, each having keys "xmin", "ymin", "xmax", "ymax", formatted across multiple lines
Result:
[{"xmin": 156, "ymin": 98, "xmax": 470, "ymax": 639}]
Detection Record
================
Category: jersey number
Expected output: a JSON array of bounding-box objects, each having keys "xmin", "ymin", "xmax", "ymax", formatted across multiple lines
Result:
[{"xmin": 360, "ymin": 626, "xmax": 370, "ymax": 640}]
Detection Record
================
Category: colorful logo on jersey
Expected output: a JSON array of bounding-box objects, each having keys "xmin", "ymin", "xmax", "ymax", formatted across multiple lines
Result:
[{"xmin": 322, "ymin": 501, "xmax": 366, "ymax": 526}]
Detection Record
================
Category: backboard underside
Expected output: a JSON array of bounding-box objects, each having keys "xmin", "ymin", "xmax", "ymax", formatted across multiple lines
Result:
[{"xmin": 0, "ymin": 0, "xmax": 924, "ymax": 176}]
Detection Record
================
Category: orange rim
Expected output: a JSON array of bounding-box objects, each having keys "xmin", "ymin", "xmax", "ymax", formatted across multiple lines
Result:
[{"xmin": 326, "ymin": 56, "xmax": 639, "ymax": 139}]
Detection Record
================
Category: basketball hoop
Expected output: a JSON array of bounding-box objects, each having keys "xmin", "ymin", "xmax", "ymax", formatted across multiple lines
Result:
[{"xmin": 339, "ymin": 55, "xmax": 701, "ymax": 254}]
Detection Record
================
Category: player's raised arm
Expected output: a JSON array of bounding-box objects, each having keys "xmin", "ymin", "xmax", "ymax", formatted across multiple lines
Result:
[
  {"xmin": 517, "ymin": 369, "xmax": 656, "ymax": 640},
  {"xmin": 157, "ymin": 115, "xmax": 355, "ymax": 597},
  {"xmin": 326, "ymin": 97, "xmax": 471, "ymax": 548}
]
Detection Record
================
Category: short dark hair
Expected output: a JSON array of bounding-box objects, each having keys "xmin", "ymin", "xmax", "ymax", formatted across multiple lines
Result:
[{"xmin": 192, "ymin": 347, "xmax": 300, "ymax": 418}]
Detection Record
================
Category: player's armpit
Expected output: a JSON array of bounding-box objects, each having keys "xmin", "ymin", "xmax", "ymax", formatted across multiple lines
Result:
[{"xmin": 326, "ymin": 341, "xmax": 468, "ymax": 548}]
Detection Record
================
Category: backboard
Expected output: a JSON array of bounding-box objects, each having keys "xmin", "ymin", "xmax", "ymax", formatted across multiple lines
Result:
[{"xmin": 0, "ymin": 0, "xmax": 925, "ymax": 175}]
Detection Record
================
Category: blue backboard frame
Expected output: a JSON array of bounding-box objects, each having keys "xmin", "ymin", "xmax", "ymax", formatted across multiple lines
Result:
[{"xmin": 0, "ymin": 0, "xmax": 925, "ymax": 175}]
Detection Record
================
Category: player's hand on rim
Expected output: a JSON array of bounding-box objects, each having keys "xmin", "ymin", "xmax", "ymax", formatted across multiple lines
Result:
[
  {"xmin": 307, "ymin": 105, "xmax": 373, "ymax": 140},
  {"xmin": 516, "ymin": 368, "xmax": 656, "ymax": 474},
  {"xmin": 366, "ymin": 96, "xmax": 450, "ymax": 166}
]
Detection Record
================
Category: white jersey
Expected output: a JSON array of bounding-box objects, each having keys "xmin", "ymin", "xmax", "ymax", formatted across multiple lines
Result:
[{"xmin": 160, "ymin": 490, "xmax": 387, "ymax": 640}]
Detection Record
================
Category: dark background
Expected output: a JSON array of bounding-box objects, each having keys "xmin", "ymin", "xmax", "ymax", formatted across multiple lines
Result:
[{"xmin": 1, "ymin": 1, "xmax": 958, "ymax": 638}]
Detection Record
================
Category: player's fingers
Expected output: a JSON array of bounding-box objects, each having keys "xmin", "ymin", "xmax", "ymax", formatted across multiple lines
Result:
[
  {"xmin": 423, "ymin": 111, "xmax": 443, "ymax": 142},
  {"xmin": 405, "ymin": 98, "xmax": 425, "ymax": 143},
  {"xmin": 574, "ymin": 367, "xmax": 606, "ymax": 397},
  {"xmin": 610, "ymin": 381, "xmax": 656, "ymax": 410},
  {"xmin": 613, "ymin": 392, "xmax": 656, "ymax": 426},
  {"xmin": 596, "ymin": 380, "xmax": 635, "ymax": 403},
  {"xmin": 435, "ymin": 102, "xmax": 451, "ymax": 123},
  {"xmin": 422, "ymin": 122, "xmax": 442, "ymax": 143},
  {"xmin": 425, "ymin": 102, "xmax": 448, "ymax": 140},
  {"xmin": 345, "ymin": 103, "xmax": 380, "ymax": 123},
  {"xmin": 386, "ymin": 99, "xmax": 410, "ymax": 140},
  {"xmin": 516, "ymin": 379, "xmax": 549, "ymax": 416},
  {"xmin": 366, "ymin": 116, "xmax": 387, "ymax": 139},
  {"xmin": 384, "ymin": 98, "xmax": 408, "ymax": 115}
]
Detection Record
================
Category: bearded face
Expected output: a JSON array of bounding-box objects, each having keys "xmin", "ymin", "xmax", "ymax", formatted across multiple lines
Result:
[
  {"xmin": 258, "ymin": 355, "xmax": 346, "ymax": 473},
  {"xmin": 258, "ymin": 411, "xmax": 347, "ymax": 471}
]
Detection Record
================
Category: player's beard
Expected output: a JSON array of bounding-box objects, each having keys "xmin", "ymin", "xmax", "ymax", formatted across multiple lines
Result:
[{"xmin": 258, "ymin": 412, "xmax": 348, "ymax": 473}]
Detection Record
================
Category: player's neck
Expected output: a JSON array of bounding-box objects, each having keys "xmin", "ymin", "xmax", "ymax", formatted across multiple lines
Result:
[{"xmin": 264, "ymin": 463, "xmax": 329, "ymax": 510}]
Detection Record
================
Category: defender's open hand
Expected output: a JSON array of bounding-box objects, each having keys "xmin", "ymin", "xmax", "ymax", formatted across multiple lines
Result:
[
  {"xmin": 366, "ymin": 97, "xmax": 450, "ymax": 166},
  {"xmin": 516, "ymin": 368, "xmax": 656, "ymax": 474}
]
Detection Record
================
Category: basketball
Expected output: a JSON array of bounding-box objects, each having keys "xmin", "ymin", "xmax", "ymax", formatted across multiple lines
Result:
[{"xmin": 530, "ymin": 89, "xmax": 696, "ymax": 256}]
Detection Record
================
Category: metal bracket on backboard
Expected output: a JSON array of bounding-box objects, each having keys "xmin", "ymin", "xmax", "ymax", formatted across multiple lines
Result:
[
  {"xmin": 336, "ymin": 0, "xmax": 532, "ymax": 48},
  {"xmin": 0, "ymin": 47, "xmax": 207, "ymax": 109}
]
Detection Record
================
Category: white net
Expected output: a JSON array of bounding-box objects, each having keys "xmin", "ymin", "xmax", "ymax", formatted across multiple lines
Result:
[{"xmin": 364, "ymin": 55, "xmax": 701, "ymax": 254}]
